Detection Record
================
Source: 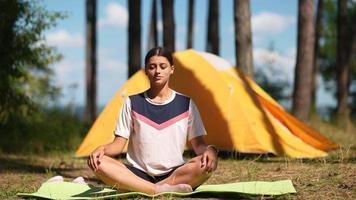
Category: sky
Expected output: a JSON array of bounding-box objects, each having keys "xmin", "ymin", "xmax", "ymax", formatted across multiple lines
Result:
[{"xmin": 42, "ymin": 0, "xmax": 335, "ymax": 109}]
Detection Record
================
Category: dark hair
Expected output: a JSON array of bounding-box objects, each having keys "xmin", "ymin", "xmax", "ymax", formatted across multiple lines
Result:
[{"xmin": 144, "ymin": 47, "xmax": 174, "ymax": 66}]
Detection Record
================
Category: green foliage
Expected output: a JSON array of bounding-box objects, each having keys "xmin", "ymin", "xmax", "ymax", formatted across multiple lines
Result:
[
  {"xmin": 0, "ymin": 107, "xmax": 87, "ymax": 154},
  {"xmin": 0, "ymin": 0, "xmax": 65, "ymax": 123},
  {"xmin": 348, "ymin": 3, "xmax": 356, "ymax": 118},
  {"xmin": 0, "ymin": 0, "xmax": 87, "ymax": 154},
  {"xmin": 319, "ymin": 0, "xmax": 337, "ymax": 84},
  {"xmin": 319, "ymin": 0, "xmax": 356, "ymax": 118}
]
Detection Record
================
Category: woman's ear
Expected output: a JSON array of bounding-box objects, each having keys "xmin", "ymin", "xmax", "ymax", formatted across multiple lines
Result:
[{"xmin": 171, "ymin": 65, "xmax": 175, "ymax": 74}]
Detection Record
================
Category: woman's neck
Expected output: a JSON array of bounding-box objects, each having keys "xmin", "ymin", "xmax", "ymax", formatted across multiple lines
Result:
[{"xmin": 147, "ymin": 84, "xmax": 172, "ymax": 101}]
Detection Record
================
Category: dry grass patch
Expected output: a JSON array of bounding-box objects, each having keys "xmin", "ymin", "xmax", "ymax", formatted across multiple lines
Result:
[
  {"xmin": 1, "ymin": 149, "xmax": 355, "ymax": 200},
  {"xmin": 1, "ymin": 119, "xmax": 355, "ymax": 199}
]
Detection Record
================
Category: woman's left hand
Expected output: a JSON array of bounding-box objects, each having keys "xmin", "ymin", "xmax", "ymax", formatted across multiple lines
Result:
[{"xmin": 201, "ymin": 147, "xmax": 218, "ymax": 173}]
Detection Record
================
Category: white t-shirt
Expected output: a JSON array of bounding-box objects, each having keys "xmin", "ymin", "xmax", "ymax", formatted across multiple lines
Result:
[{"xmin": 114, "ymin": 90, "xmax": 206, "ymax": 176}]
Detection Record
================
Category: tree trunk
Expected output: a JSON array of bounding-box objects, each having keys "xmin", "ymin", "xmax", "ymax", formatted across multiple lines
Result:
[
  {"xmin": 161, "ymin": 0, "xmax": 175, "ymax": 52},
  {"xmin": 84, "ymin": 0, "xmax": 97, "ymax": 124},
  {"xmin": 234, "ymin": 0, "xmax": 254, "ymax": 77},
  {"xmin": 292, "ymin": 0, "xmax": 315, "ymax": 122},
  {"xmin": 128, "ymin": 0, "xmax": 141, "ymax": 77},
  {"xmin": 336, "ymin": 0, "xmax": 351, "ymax": 118},
  {"xmin": 311, "ymin": 0, "xmax": 324, "ymax": 112},
  {"xmin": 187, "ymin": 0, "xmax": 194, "ymax": 49},
  {"xmin": 206, "ymin": 0, "xmax": 219, "ymax": 55},
  {"xmin": 148, "ymin": 0, "xmax": 158, "ymax": 50}
]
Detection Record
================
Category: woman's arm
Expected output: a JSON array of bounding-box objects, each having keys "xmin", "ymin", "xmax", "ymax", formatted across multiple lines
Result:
[
  {"xmin": 190, "ymin": 136, "xmax": 218, "ymax": 173},
  {"xmin": 101, "ymin": 136, "xmax": 128, "ymax": 156},
  {"xmin": 190, "ymin": 136, "xmax": 208, "ymax": 155},
  {"xmin": 88, "ymin": 136, "xmax": 127, "ymax": 171}
]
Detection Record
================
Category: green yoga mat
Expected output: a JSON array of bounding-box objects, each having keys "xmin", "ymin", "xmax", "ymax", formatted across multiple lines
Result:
[{"xmin": 17, "ymin": 180, "xmax": 296, "ymax": 199}]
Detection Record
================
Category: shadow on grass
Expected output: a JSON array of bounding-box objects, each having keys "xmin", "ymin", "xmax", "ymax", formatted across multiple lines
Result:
[
  {"xmin": 186, "ymin": 149, "xmax": 356, "ymax": 164},
  {"xmin": 253, "ymin": 156, "xmax": 356, "ymax": 164},
  {"xmin": 0, "ymin": 155, "xmax": 109, "ymax": 185},
  {"xmin": 184, "ymin": 150, "xmax": 276, "ymax": 159},
  {"xmin": 0, "ymin": 156, "xmax": 80, "ymax": 174}
]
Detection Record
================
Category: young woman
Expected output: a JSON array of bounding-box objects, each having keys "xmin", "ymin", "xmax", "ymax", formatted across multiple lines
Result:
[{"xmin": 88, "ymin": 47, "xmax": 218, "ymax": 194}]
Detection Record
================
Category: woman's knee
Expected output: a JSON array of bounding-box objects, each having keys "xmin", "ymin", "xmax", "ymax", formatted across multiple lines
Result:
[
  {"xmin": 186, "ymin": 156, "xmax": 210, "ymax": 176},
  {"xmin": 197, "ymin": 155, "xmax": 217, "ymax": 173},
  {"xmin": 95, "ymin": 155, "xmax": 115, "ymax": 172}
]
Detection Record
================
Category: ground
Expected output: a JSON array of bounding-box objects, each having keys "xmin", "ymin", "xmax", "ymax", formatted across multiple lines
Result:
[{"xmin": 0, "ymin": 121, "xmax": 355, "ymax": 199}]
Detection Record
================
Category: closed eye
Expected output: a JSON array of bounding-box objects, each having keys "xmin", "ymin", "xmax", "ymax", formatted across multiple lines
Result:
[
  {"xmin": 148, "ymin": 64, "xmax": 156, "ymax": 70},
  {"xmin": 160, "ymin": 64, "xmax": 168, "ymax": 69}
]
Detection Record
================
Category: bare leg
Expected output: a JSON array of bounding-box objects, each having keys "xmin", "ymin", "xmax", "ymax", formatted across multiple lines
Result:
[
  {"xmin": 92, "ymin": 155, "xmax": 192, "ymax": 194},
  {"xmin": 157, "ymin": 155, "xmax": 214, "ymax": 188}
]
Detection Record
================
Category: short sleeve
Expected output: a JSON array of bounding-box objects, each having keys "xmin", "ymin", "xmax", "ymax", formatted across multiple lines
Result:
[
  {"xmin": 187, "ymin": 100, "xmax": 207, "ymax": 140},
  {"xmin": 113, "ymin": 98, "xmax": 132, "ymax": 139}
]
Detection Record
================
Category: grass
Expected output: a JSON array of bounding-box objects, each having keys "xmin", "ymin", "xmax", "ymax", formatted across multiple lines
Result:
[{"xmin": 0, "ymin": 118, "xmax": 355, "ymax": 199}]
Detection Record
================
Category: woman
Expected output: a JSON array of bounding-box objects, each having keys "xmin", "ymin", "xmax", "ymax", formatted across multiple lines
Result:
[{"xmin": 88, "ymin": 47, "xmax": 218, "ymax": 194}]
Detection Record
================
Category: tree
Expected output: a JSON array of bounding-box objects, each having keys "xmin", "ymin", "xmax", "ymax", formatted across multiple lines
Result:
[
  {"xmin": 128, "ymin": 0, "xmax": 141, "ymax": 77},
  {"xmin": 0, "ymin": 0, "xmax": 75, "ymax": 153},
  {"xmin": 161, "ymin": 0, "xmax": 175, "ymax": 52},
  {"xmin": 187, "ymin": 0, "xmax": 194, "ymax": 49},
  {"xmin": 318, "ymin": 1, "xmax": 356, "ymax": 119},
  {"xmin": 206, "ymin": 0, "xmax": 219, "ymax": 55},
  {"xmin": 349, "ymin": 7, "xmax": 356, "ymax": 118},
  {"xmin": 84, "ymin": 0, "xmax": 97, "ymax": 124},
  {"xmin": 0, "ymin": 0, "xmax": 63, "ymax": 123},
  {"xmin": 311, "ymin": 0, "xmax": 324, "ymax": 111},
  {"xmin": 336, "ymin": 0, "xmax": 351, "ymax": 119},
  {"xmin": 148, "ymin": 0, "xmax": 158, "ymax": 50},
  {"xmin": 292, "ymin": 0, "xmax": 315, "ymax": 122},
  {"xmin": 318, "ymin": 0, "xmax": 337, "ymax": 119},
  {"xmin": 234, "ymin": 0, "xmax": 254, "ymax": 77}
]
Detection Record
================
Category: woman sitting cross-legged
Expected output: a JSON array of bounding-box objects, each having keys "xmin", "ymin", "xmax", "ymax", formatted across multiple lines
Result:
[{"xmin": 87, "ymin": 47, "xmax": 218, "ymax": 194}]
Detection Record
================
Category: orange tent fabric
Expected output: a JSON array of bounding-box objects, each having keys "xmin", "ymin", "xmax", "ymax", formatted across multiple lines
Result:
[{"xmin": 76, "ymin": 50, "xmax": 337, "ymax": 158}]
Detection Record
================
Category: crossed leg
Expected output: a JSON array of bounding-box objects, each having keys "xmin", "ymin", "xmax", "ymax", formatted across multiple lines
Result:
[
  {"xmin": 92, "ymin": 155, "xmax": 215, "ymax": 194},
  {"xmin": 157, "ymin": 155, "xmax": 212, "ymax": 188},
  {"xmin": 93, "ymin": 155, "xmax": 192, "ymax": 194}
]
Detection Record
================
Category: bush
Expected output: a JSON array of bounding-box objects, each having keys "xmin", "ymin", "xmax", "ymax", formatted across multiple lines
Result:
[
  {"xmin": 0, "ymin": 107, "xmax": 88, "ymax": 154},
  {"xmin": 0, "ymin": 1, "xmax": 85, "ymax": 155}
]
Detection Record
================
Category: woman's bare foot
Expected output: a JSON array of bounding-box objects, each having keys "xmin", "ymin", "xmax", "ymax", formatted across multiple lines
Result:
[
  {"xmin": 72, "ymin": 176, "xmax": 87, "ymax": 184},
  {"xmin": 155, "ymin": 183, "xmax": 193, "ymax": 194},
  {"xmin": 46, "ymin": 175, "xmax": 64, "ymax": 183}
]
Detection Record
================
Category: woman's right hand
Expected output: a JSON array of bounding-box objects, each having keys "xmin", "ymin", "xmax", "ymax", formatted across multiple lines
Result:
[{"xmin": 87, "ymin": 146, "xmax": 105, "ymax": 171}]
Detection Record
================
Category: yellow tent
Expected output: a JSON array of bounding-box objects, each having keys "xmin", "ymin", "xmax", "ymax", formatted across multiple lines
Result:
[{"xmin": 76, "ymin": 49, "xmax": 338, "ymax": 158}]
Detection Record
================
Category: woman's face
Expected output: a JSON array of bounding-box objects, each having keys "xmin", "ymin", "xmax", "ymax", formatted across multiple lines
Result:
[{"xmin": 145, "ymin": 55, "xmax": 174, "ymax": 86}]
